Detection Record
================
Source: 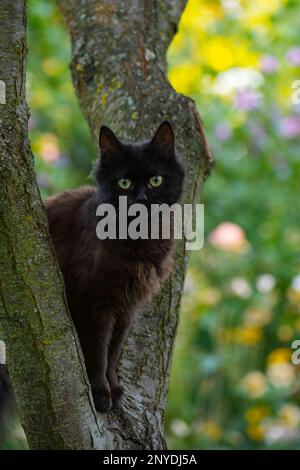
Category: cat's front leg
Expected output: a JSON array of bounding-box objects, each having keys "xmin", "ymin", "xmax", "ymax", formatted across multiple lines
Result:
[
  {"xmin": 107, "ymin": 313, "xmax": 132, "ymax": 409},
  {"xmin": 78, "ymin": 308, "xmax": 115, "ymax": 413}
]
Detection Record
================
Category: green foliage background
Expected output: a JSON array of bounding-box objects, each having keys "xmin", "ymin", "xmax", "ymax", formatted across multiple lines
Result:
[{"xmin": 3, "ymin": 0, "xmax": 300, "ymax": 449}]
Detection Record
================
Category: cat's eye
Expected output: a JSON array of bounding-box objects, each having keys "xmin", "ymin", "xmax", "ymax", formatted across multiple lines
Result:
[
  {"xmin": 149, "ymin": 175, "xmax": 163, "ymax": 188},
  {"xmin": 118, "ymin": 178, "xmax": 132, "ymax": 189}
]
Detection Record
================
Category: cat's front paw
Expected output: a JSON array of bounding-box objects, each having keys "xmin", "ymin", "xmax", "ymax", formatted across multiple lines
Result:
[
  {"xmin": 92, "ymin": 385, "xmax": 112, "ymax": 413},
  {"xmin": 111, "ymin": 384, "xmax": 124, "ymax": 409}
]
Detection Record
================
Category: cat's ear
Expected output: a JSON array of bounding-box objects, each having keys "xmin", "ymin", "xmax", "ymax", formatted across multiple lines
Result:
[
  {"xmin": 99, "ymin": 126, "xmax": 123, "ymax": 159},
  {"xmin": 151, "ymin": 121, "xmax": 174, "ymax": 159}
]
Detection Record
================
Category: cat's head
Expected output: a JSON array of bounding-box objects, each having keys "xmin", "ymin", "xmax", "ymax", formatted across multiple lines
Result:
[{"xmin": 94, "ymin": 122, "xmax": 185, "ymax": 207}]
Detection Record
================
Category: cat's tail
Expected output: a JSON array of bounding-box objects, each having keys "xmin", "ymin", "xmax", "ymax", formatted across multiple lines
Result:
[{"xmin": 0, "ymin": 364, "xmax": 15, "ymax": 445}]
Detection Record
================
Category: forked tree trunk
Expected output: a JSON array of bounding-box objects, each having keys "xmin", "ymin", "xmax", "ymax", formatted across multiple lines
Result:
[{"xmin": 0, "ymin": 0, "xmax": 212, "ymax": 449}]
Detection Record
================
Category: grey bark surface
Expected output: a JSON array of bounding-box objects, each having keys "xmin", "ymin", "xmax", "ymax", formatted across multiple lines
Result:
[
  {"xmin": 58, "ymin": 0, "xmax": 212, "ymax": 449},
  {"xmin": 0, "ymin": 0, "xmax": 102, "ymax": 450}
]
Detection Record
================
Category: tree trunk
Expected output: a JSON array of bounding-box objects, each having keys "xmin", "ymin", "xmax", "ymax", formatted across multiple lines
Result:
[
  {"xmin": 58, "ymin": 0, "xmax": 212, "ymax": 449},
  {"xmin": 0, "ymin": 0, "xmax": 102, "ymax": 450},
  {"xmin": 0, "ymin": 0, "xmax": 212, "ymax": 450}
]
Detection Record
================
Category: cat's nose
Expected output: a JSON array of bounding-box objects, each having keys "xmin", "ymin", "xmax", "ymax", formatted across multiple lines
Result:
[{"xmin": 136, "ymin": 191, "xmax": 147, "ymax": 203}]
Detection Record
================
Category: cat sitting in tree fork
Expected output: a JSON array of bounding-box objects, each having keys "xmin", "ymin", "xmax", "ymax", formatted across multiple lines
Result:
[{"xmin": 45, "ymin": 121, "xmax": 185, "ymax": 412}]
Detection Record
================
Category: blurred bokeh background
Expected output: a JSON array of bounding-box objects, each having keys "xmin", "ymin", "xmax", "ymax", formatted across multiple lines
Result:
[{"xmin": 2, "ymin": 0, "xmax": 300, "ymax": 449}]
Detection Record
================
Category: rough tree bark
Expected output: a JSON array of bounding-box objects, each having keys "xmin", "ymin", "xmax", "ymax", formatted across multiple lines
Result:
[{"xmin": 0, "ymin": 0, "xmax": 212, "ymax": 450}]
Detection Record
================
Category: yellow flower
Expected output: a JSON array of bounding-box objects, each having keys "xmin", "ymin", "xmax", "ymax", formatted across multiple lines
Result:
[
  {"xmin": 202, "ymin": 38, "xmax": 235, "ymax": 72},
  {"xmin": 168, "ymin": 62, "xmax": 200, "ymax": 95},
  {"xmin": 219, "ymin": 326, "xmax": 262, "ymax": 345},
  {"xmin": 267, "ymin": 348, "xmax": 291, "ymax": 365},
  {"xmin": 234, "ymin": 43, "xmax": 259, "ymax": 68},
  {"xmin": 201, "ymin": 38, "xmax": 258, "ymax": 71},
  {"xmin": 245, "ymin": 405, "xmax": 270, "ymax": 423},
  {"xmin": 199, "ymin": 420, "xmax": 222, "ymax": 440},
  {"xmin": 240, "ymin": 371, "xmax": 267, "ymax": 398},
  {"xmin": 180, "ymin": 0, "xmax": 223, "ymax": 31},
  {"xmin": 241, "ymin": 0, "xmax": 285, "ymax": 30},
  {"xmin": 245, "ymin": 406, "xmax": 269, "ymax": 440},
  {"xmin": 247, "ymin": 423, "xmax": 265, "ymax": 441},
  {"xmin": 238, "ymin": 326, "xmax": 263, "ymax": 345},
  {"xmin": 168, "ymin": 33, "xmax": 184, "ymax": 55}
]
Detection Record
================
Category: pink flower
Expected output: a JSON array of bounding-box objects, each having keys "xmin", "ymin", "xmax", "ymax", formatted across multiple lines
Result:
[
  {"xmin": 260, "ymin": 55, "xmax": 278, "ymax": 74},
  {"xmin": 286, "ymin": 47, "xmax": 300, "ymax": 66},
  {"xmin": 279, "ymin": 116, "xmax": 300, "ymax": 138},
  {"xmin": 235, "ymin": 90, "xmax": 262, "ymax": 111},
  {"xmin": 214, "ymin": 123, "xmax": 232, "ymax": 142},
  {"xmin": 209, "ymin": 222, "xmax": 248, "ymax": 252},
  {"xmin": 39, "ymin": 133, "xmax": 60, "ymax": 163}
]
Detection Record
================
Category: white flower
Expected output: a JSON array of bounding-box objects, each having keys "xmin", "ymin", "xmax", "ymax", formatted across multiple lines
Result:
[
  {"xmin": 170, "ymin": 419, "xmax": 190, "ymax": 437},
  {"xmin": 267, "ymin": 363, "xmax": 295, "ymax": 388},
  {"xmin": 240, "ymin": 371, "xmax": 267, "ymax": 398},
  {"xmin": 214, "ymin": 67, "xmax": 264, "ymax": 95},
  {"xmin": 256, "ymin": 274, "xmax": 276, "ymax": 294},
  {"xmin": 230, "ymin": 277, "xmax": 252, "ymax": 299},
  {"xmin": 264, "ymin": 424, "xmax": 299, "ymax": 445},
  {"xmin": 292, "ymin": 274, "xmax": 300, "ymax": 292}
]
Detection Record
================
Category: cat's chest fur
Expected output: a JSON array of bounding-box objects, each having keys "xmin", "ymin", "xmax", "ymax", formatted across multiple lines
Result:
[{"xmin": 71, "ymin": 236, "xmax": 174, "ymax": 310}]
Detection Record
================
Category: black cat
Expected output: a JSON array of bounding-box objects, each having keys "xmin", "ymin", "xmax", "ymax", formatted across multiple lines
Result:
[{"xmin": 45, "ymin": 121, "xmax": 185, "ymax": 412}]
